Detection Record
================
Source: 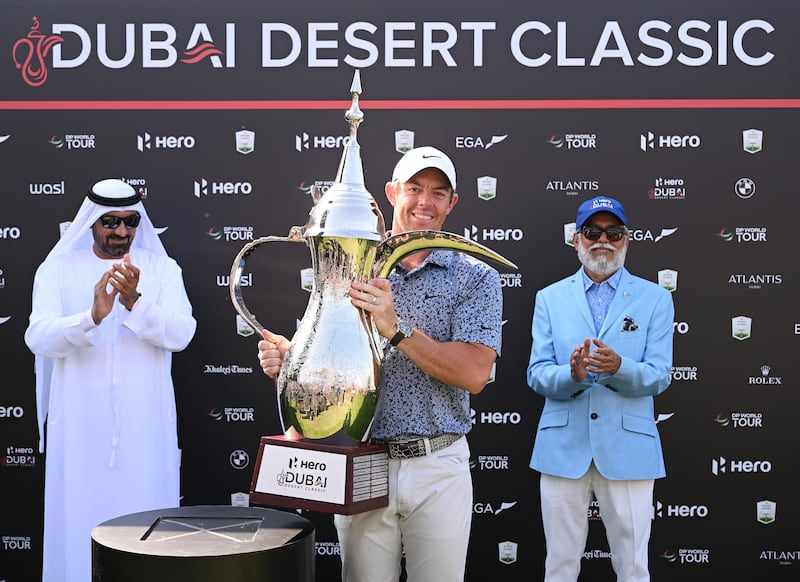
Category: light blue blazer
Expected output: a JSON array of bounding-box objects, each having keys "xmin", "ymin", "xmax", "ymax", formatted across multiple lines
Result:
[{"xmin": 527, "ymin": 267, "xmax": 674, "ymax": 480}]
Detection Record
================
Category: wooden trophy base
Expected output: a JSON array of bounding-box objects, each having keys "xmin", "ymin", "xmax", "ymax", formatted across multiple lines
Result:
[{"xmin": 249, "ymin": 431, "xmax": 389, "ymax": 515}]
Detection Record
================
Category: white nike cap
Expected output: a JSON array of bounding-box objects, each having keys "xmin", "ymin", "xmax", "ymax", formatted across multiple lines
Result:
[{"xmin": 391, "ymin": 146, "xmax": 457, "ymax": 190}]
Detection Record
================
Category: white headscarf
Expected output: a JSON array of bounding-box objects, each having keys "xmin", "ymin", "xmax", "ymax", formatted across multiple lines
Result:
[
  {"xmin": 33, "ymin": 179, "xmax": 167, "ymax": 452},
  {"xmin": 43, "ymin": 178, "xmax": 167, "ymax": 262}
]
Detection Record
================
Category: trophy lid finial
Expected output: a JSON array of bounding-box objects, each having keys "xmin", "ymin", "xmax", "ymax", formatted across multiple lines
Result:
[{"xmin": 304, "ymin": 70, "xmax": 386, "ymax": 241}]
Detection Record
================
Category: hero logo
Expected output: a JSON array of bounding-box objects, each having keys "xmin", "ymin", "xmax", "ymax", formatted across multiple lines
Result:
[
  {"xmin": 295, "ymin": 133, "xmax": 349, "ymax": 152},
  {"xmin": 464, "ymin": 225, "xmax": 524, "ymax": 242},
  {"xmin": 0, "ymin": 227, "xmax": 22, "ymax": 239},
  {"xmin": 711, "ymin": 456, "xmax": 772, "ymax": 475},
  {"xmin": 0, "ymin": 406, "xmax": 24, "ymax": 418},
  {"xmin": 655, "ymin": 501, "xmax": 709, "ymax": 518},
  {"xmin": 194, "ymin": 179, "xmax": 253, "ymax": 197},
  {"xmin": 455, "ymin": 134, "xmax": 508, "ymax": 149},
  {"xmin": 471, "ymin": 408, "xmax": 521, "ymax": 424},
  {"xmin": 138, "ymin": 132, "xmax": 196, "ymax": 152},
  {"xmin": 640, "ymin": 132, "xmax": 700, "ymax": 151}
]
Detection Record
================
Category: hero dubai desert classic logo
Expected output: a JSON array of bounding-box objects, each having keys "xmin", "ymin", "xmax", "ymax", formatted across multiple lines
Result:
[{"xmin": 12, "ymin": 16, "xmax": 231, "ymax": 88}]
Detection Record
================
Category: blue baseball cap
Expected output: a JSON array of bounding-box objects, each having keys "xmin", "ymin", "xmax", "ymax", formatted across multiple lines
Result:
[{"xmin": 576, "ymin": 196, "xmax": 627, "ymax": 227}]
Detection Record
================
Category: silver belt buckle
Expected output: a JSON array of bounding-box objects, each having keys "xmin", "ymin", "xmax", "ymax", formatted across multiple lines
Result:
[{"xmin": 422, "ymin": 437, "xmax": 432, "ymax": 456}]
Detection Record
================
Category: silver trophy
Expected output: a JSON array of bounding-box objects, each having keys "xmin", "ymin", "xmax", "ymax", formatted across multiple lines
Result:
[{"xmin": 230, "ymin": 71, "xmax": 516, "ymax": 446}]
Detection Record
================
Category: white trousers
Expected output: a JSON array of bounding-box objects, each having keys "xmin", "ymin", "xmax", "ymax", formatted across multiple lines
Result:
[
  {"xmin": 540, "ymin": 463, "xmax": 654, "ymax": 582},
  {"xmin": 334, "ymin": 436, "xmax": 472, "ymax": 582}
]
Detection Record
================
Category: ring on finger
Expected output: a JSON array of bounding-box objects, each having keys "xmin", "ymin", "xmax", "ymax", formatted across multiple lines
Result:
[{"xmin": 372, "ymin": 296, "xmax": 377, "ymax": 304}]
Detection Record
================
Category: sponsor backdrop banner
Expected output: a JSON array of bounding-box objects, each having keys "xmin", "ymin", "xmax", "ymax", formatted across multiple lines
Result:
[{"xmin": 1, "ymin": 1, "xmax": 797, "ymax": 580}]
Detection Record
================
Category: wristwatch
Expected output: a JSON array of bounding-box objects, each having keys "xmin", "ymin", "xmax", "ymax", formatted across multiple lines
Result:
[{"xmin": 389, "ymin": 320, "xmax": 413, "ymax": 346}]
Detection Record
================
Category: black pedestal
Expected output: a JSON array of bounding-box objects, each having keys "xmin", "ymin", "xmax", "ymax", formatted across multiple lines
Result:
[{"xmin": 91, "ymin": 505, "xmax": 315, "ymax": 581}]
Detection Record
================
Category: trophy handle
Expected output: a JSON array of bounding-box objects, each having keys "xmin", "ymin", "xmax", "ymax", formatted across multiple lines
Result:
[
  {"xmin": 373, "ymin": 230, "xmax": 518, "ymax": 279},
  {"xmin": 229, "ymin": 226, "xmax": 306, "ymax": 336}
]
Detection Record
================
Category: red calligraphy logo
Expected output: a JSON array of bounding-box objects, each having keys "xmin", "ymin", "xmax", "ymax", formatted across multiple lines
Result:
[{"xmin": 13, "ymin": 16, "xmax": 64, "ymax": 87}]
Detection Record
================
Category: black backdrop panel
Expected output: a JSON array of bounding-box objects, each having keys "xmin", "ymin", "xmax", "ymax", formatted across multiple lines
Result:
[{"xmin": 0, "ymin": 2, "xmax": 798, "ymax": 581}]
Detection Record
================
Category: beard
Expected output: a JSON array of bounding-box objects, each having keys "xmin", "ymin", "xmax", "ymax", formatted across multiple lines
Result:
[{"xmin": 577, "ymin": 241, "xmax": 627, "ymax": 277}]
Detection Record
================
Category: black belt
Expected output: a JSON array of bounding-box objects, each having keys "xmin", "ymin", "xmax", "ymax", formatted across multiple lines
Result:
[{"xmin": 380, "ymin": 433, "xmax": 462, "ymax": 459}]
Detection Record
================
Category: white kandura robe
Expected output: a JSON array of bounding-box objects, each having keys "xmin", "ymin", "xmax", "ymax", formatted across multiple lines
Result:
[{"xmin": 24, "ymin": 246, "xmax": 196, "ymax": 582}]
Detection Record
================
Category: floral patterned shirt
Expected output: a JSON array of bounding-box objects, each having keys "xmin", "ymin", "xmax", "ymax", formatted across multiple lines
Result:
[{"xmin": 371, "ymin": 250, "xmax": 503, "ymax": 440}]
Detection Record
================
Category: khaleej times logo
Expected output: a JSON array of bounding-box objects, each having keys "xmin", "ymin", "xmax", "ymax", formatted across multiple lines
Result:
[{"xmin": 203, "ymin": 364, "xmax": 253, "ymax": 375}]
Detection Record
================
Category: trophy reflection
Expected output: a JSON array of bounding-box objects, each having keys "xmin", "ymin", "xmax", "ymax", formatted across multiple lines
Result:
[{"xmin": 230, "ymin": 71, "xmax": 516, "ymax": 513}]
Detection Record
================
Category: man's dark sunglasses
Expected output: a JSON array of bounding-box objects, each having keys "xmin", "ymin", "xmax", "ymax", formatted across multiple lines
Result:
[
  {"xmin": 100, "ymin": 213, "xmax": 141, "ymax": 229},
  {"xmin": 580, "ymin": 224, "xmax": 628, "ymax": 242}
]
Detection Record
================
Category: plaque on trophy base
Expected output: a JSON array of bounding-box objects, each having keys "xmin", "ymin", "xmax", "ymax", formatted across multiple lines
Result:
[{"xmin": 249, "ymin": 433, "xmax": 389, "ymax": 515}]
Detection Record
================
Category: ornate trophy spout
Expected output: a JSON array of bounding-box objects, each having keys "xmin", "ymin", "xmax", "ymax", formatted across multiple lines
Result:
[{"xmin": 230, "ymin": 71, "xmax": 517, "ymax": 445}]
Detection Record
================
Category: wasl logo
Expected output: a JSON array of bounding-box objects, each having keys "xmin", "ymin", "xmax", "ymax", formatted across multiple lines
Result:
[{"xmin": 12, "ymin": 17, "xmax": 231, "ymax": 87}]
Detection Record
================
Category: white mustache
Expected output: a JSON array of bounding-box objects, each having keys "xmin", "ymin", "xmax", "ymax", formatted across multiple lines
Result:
[{"xmin": 588, "ymin": 243, "xmax": 616, "ymax": 251}]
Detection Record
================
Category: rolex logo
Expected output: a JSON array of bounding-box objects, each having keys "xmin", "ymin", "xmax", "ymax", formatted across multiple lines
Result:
[{"xmin": 760, "ymin": 365, "xmax": 770, "ymax": 376}]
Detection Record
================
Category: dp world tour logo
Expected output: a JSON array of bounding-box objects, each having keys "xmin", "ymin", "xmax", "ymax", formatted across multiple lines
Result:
[{"xmin": 12, "ymin": 17, "xmax": 64, "ymax": 87}]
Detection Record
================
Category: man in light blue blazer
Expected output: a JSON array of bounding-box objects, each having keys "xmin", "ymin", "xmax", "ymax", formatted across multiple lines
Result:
[{"xmin": 527, "ymin": 196, "xmax": 674, "ymax": 582}]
